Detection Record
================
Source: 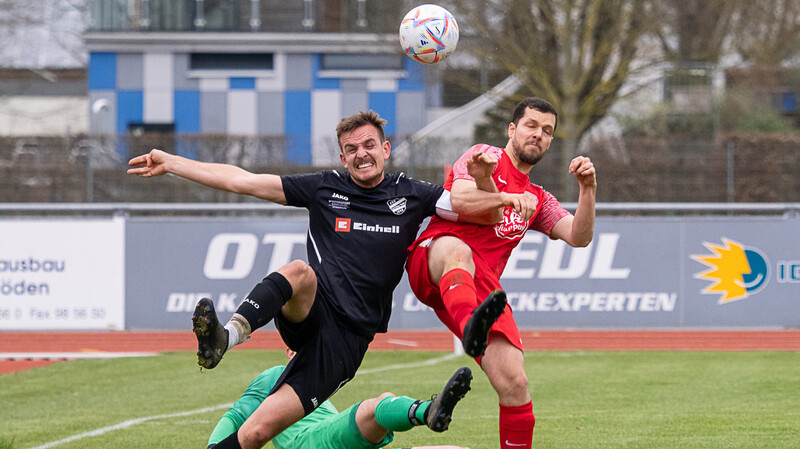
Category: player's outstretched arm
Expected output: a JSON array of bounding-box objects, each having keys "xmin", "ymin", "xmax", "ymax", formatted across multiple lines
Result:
[
  {"xmin": 551, "ymin": 155, "xmax": 596, "ymax": 247},
  {"xmin": 449, "ymin": 150, "xmax": 504, "ymax": 224},
  {"xmin": 127, "ymin": 149, "xmax": 287, "ymax": 204},
  {"xmin": 449, "ymin": 150, "xmax": 538, "ymax": 223},
  {"xmin": 461, "ymin": 150, "xmax": 503, "ymax": 223},
  {"xmin": 450, "ymin": 178, "xmax": 503, "ymax": 224},
  {"xmin": 451, "ymin": 181, "xmax": 538, "ymax": 224}
]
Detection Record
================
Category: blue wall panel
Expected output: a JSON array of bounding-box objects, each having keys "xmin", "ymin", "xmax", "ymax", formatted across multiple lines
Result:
[
  {"xmin": 368, "ymin": 92, "xmax": 397, "ymax": 136},
  {"xmin": 230, "ymin": 77, "xmax": 256, "ymax": 90},
  {"xmin": 116, "ymin": 90, "xmax": 143, "ymax": 134},
  {"xmin": 398, "ymin": 58, "xmax": 425, "ymax": 91},
  {"xmin": 285, "ymin": 91, "xmax": 312, "ymax": 164},
  {"xmin": 174, "ymin": 90, "xmax": 200, "ymax": 133},
  {"xmin": 782, "ymin": 92, "xmax": 797, "ymax": 112},
  {"xmin": 312, "ymin": 54, "xmax": 340, "ymax": 90},
  {"xmin": 89, "ymin": 52, "xmax": 117, "ymax": 90},
  {"xmin": 174, "ymin": 89, "xmax": 200, "ymax": 158}
]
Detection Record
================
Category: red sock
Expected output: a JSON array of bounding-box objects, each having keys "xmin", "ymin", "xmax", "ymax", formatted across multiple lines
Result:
[
  {"xmin": 439, "ymin": 268, "xmax": 478, "ymax": 333},
  {"xmin": 499, "ymin": 402, "xmax": 535, "ymax": 449}
]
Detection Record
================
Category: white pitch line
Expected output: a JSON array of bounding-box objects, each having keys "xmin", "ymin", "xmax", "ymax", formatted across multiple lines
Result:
[
  {"xmin": 27, "ymin": 353, "xmax": 461, "ymax": 449},
  {"xmin": 1, "ymin": 352, "xmax": 158, "ymax": 360},
  {"xmin": 28, "ymin": 404, "xmax": 234, "ymax": 449},
  {"xmin": 385, "ymin": 338, "xmax": 420, "ymax": 347},
  {"xmin": 357, "ymin": 352, "xmax": 461, "ymax": 375}
]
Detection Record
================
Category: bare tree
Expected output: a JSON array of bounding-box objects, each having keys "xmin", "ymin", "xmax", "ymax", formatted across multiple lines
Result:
[
  {"xmin": 654, "ymin": 0, "xmax": 739, "ymax": 64},
  {"xmin": 733, "ymin": 0, "xmax": 800, "ymax": 65},
  {"xmin": 452, "ymin": 0, "xmax": 655, "ymax": 199}
]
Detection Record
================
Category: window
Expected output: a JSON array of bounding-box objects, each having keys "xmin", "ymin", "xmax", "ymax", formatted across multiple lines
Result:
[
  {"xmin": 321, "ymin": 54, "xmax": 405, "ymax": 71},
  {"xmin": 128, "ymin": 123, "xmax": 175, "ymax": 135},
  {"xmin": 189, "ymin": 53, "xmax": 274, "ymax": 71}
]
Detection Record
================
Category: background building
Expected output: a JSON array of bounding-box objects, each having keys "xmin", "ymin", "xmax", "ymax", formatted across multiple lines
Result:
[{"xmin": 85, "ymin": 0, "xmax": 434, "ymax": 165}]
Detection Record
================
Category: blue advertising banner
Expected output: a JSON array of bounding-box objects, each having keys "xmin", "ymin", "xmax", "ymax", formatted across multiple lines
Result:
[{"xmin": 124, "ymin": 216, "xmax": 800, "ymax": 330}]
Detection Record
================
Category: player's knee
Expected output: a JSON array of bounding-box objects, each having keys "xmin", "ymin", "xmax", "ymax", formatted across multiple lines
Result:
[
  {"xmin": 358, "ymin": 393, "xmax": 397, "ymax": 428},
  {"xmin": 507, "ymin": 371, "xmax": 529, "ymax": 397},
  {"xmin": 363, "ymin": 393, "xmax": 394, "ymax": 416},
  {"xmin": 490, "ymin": 365, "xmax": 528, "ymax": 397},
  {"xmin": 241, "ymin": 423, "xmax": 274, "ymax": 448},
  {"xmin": 357, "ymin": 396, "xmax": 380, "ymax": 418},
  {"xmin": 431, "ymin": 236, "xmax": 475, "ymax": 271},
  {"xmin": 448, "ymin": 241, "xmax": 474, "ymax": 266},
  {"xmin": 280, "ymin": 259, "xmax": 314, "ymax": 281},
  {"xmin": 377, "ymin": 392, "xmax": 395, "ymax": 401},
  {"xmin": 279, "ymin": 260, "xmax": 316, "ymax": 292}
]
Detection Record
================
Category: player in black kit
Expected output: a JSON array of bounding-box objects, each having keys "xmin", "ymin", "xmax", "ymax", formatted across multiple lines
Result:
[{"xmin": 127, "ymin": 111, "xmax": 503, "ymax": 449}]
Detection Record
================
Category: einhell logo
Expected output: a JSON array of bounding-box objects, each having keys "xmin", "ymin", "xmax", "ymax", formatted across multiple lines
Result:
[
  {"xmin": 333, "ymin": 218, "xmax": 400, "ymax": 234},
  {"xmin": 335, "ymin": 218, "xmax": 351, "ymax": 232},
  {"xmin": 691, "ymin": 238, "xmax": 769, "ymax": 304}
]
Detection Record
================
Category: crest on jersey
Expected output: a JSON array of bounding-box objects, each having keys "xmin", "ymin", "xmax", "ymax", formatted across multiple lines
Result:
[
  {"xmin": 494, "ymin": 208, "xmax": 531, "ymax": 240},
  {"xmin": 387, "ymin": 197, "xmax": 407, "ymax": 215}
]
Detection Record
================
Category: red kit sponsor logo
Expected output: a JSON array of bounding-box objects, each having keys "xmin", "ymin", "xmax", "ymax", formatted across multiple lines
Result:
[{"xmin": 494, "ymin": 208, "xmax": 530, "ymax": 240}]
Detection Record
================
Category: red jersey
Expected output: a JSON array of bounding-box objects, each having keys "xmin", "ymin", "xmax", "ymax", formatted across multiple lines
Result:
[{"xmin": 411, "ymin": 144, "xmax": 569, "ymax": 279}]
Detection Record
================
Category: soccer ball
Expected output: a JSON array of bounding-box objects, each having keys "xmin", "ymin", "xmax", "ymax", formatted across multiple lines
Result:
[{"xmin": 399, "ymin": 4, "xmax": 459, "ymax": 64}]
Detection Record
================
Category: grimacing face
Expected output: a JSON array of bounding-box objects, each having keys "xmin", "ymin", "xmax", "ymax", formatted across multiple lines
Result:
[
  {"xmin": 509, "ymin": 107, "xmax": 556, "ymax": 167},
  {"xmin": 338, "ymin": 124, "xmax": 391, "ymax": 188}
]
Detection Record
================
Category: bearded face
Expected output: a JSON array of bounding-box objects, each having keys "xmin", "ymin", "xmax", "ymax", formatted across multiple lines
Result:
[
  {"xmin": 508, "ymin": 108, "xmax": 556, "ymax": 167},
  {"xmin": 511, "ymin": 135, "xmax": 546, "ymax": 166}
]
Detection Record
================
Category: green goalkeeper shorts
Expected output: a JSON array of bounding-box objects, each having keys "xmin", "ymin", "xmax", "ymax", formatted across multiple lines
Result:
[{"xmin": 274, "ymin": 402, "xmax": 394, "ymax": 449}]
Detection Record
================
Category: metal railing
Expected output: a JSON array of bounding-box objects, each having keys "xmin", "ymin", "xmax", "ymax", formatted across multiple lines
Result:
[{"xmin": 1, "ymin": 202, "xmax": 799, "ymax": 217}]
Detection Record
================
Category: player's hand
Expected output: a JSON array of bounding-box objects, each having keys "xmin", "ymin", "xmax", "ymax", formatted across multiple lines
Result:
[
  {"xmin": 466, "ymin": 149, "xmax": 498, "ymax": 181},
  {"xmin": 127, "ymin": 149, "xmax": 171, "ymax": 177},
  {"xmin": 568, "ymin": 156, "xmax": 596, "ymax": 189},
  {"xmin": 501, "ymin": 191, "xmax": 537, "ymax": 222}
]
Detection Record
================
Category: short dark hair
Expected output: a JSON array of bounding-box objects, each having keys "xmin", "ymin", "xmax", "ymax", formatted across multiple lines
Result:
[
  {"xmin": 511, "ymin": 97, "xmax": 558, "ymax": 132},
  {"xmin": 336, "ymin": 110, "xmax": 387, "ymax": 150}
]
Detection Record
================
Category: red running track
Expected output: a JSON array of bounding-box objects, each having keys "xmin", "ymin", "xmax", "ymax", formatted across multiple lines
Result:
[{"xmin": 2, "ymin": 330, "xmax": 799, "ymax": 375}]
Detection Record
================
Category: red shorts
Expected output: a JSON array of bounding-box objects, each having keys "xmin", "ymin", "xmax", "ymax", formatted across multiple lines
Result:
[{"xmin": 406, "ymin": 237, "xmax": 523, "ymax": 353}]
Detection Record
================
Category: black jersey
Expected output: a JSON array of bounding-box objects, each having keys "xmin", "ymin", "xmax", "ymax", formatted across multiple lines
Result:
[{"xmin": 281, "ymin": 170, "xmax": 445, "ymax": 337}]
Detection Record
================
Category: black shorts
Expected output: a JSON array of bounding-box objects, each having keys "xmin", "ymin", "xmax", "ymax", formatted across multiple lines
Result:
[{"xmin": 272, "ymin": 295, "xmax": 372, "ymax": 415}]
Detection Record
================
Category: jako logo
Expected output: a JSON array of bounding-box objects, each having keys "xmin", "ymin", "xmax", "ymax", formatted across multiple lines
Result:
[{"xmin": 691, "ymin": 238, "xmax": 769, "ymax": 304}]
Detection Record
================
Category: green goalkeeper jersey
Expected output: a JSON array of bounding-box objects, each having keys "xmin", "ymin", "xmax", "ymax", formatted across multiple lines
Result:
[{"xmin": 208, "ymin": 365, "xmax": 341, "ymax": 449}]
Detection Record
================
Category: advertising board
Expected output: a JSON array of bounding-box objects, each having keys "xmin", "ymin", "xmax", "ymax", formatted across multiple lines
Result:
[{"xmin": 0, "ymin": 218, "xmax": 125, "ymax": 330}]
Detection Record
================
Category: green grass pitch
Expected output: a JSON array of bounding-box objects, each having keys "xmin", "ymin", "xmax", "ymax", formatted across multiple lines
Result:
[{"xmin": 1, "ymin": 349, "xmax": 798, "ymax": 448}]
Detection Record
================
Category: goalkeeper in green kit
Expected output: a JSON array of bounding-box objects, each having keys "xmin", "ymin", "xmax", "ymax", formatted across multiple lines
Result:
[{"xmin": 208, "ymin": 350, "xmax": 472, "ymax": 449}]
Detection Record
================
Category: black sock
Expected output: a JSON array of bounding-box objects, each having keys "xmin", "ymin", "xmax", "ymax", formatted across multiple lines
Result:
[
  {"xmin": 213, "ymin": 430, "xmax": 243, "ymax": 449},
  {"xmin": 236, "ymin": 271, "xmax": 293, "ymax": 331}
]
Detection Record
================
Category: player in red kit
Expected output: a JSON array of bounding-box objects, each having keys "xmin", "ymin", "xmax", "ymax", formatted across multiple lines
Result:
[{"xmin": 405, "ymin": 97, "xmax": 597, "ymax": 449}]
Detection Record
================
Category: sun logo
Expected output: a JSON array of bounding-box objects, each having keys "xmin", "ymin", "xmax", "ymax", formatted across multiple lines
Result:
[{"xmin": 691, "ymin": 238, "xmax": 769, "ymax": 304}]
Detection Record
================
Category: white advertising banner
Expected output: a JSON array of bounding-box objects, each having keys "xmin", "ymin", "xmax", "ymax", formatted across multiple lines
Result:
[{"xmin": 0, "ymin": 218, "xmax": 125, "ymax": 330}]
